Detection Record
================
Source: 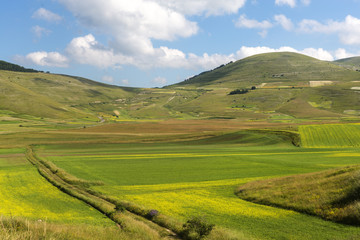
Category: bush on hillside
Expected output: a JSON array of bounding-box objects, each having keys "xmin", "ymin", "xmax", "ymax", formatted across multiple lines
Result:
[{"xmin": 180, "ymin": 216, "xmax": 215, "ymax": 240}]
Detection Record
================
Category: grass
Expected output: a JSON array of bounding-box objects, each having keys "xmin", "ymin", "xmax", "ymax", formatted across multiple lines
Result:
[
  {"xmin": 299, "ymin": 124, "xmax": 360, "ymax": 148},
  {"xmin": 35, "ymin": 134, "xmax": 360, "ymax": 240},
  {"xmin": 236, "ymin": 165, "xmax": 360, "ymax": 225},
  {"xmin": 0, "ymin": 216, "xmax": 164, "ymax": 240},
  {"xmin": 0, "ymin": 148, "xmax": 113, "ymax": 225}
]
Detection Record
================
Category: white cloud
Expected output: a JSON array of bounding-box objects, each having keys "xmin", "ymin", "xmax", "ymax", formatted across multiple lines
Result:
[
  {"xmin": 22, "ymin": 51, "xmax": 68, "ymax": 67},
  {"xmin": 298, "ymin": 15, "xmax": 360, "ymax": 45},
  {"xmin": 275, "ymin": 0, "xmax": 296, "ymax": 7},
  {"xmin": 274, "ymin": 14, "xmax": 293, "ymax": 31},
  {"xmin": 32, "ymin": 8, "xmax": 62, "ymax": 22},
  {"xmin": 65, "ymin": 34, "xmax": 235, "ymax": 70},
  {"xmin": 235, "ymin": 14, "xmax": 273, "ymax": 29},
  {"xmin": 301, "ymin": 48, "xmax": 334, "ymax": 61},
  {"xmin": 57, "ymin": 0, "xmax": 248, "ymax": 70},
  {"xmin": 152, "ymin": 77, "xmax": 167, "ymax": 85},
  {"xmin": 235, "ymin": 14, "xmax": 273, "ymax": 37},
  {"xmin": 59, "ymin": 0, "xmax": 198, "ymax": 56},
  {"xmin": 65, "ymin": 34, "xmax": 133, "ymax": 68},
  {"xmin": 31, "ymin": 25, "xmax": 51, "ymax": 38},
  {"xmin": 155, "ymin": 0, "xmax": 247, "ymax": 16},
  {"xmin": 101, "ymin": 75, "xmax": 114, "ymax": 83},
  {"xmin": 235, "ymin": 46, "xmax": 335, "ymax": 61},
  {"xmin": 334, "ymin": 49, "xmax": 356, "ymax": 59}
]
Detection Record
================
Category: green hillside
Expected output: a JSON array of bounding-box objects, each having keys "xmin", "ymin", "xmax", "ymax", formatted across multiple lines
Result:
[
  {"xmin": 237, "ymin": 165, "xmax": 360, "ymax": 225},
  {"xmin": 171, "ymin": 52, "xmax": 360, "ymax": 88},
  {"xmin": 334, "ymin": 57, "xmax": 360, "ymax": 70},
  {"xmin": 1, "ymin": 52, "xmax": 360, "ymax": 123},
  {"xmin": 0, "ymin": 70, "xmax": 139, "ymax": 121},
  {"xmin": 161, "ymin": 52, "xmax": 360, "ymax": 120},
  {"xmin": 0, "ymin": 60, "xmax": 39, "ymax": 73}
]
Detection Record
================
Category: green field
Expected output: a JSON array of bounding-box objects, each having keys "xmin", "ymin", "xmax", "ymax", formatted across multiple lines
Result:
[
  {"xmin": 1, "ymin": 53, "xmax": 360, "ymax": 239},
  {"xmin": 299, "ymin": 124, "xmax": 360, "ymax": 148},
  {"xmin": 0, "ymin": 148, "xmax": 112, "ymax": 225},
  {"xmin": 35, "ymin": 134, "xmax": 360, "ymax": 240}
]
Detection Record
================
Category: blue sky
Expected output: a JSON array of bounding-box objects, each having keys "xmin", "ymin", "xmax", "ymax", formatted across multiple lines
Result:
[{"xmin": 2, "ymin": 0, "xmax": 360, "ymax": 87}]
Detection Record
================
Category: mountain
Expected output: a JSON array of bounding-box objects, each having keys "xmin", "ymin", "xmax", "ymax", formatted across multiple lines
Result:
[
  {"xmin": 334, "ymin": 57, "xmax": 360, "ymax": 70},
  {"xmin": 170, "ymin": 52, "xmax": 360, "ymax": 88},
  {"xmin": 0, "ymin": 69, "xmax": 138, "ymax": 120},
  {"xmin": 1, "ymin": 52, "xmax": 360, "ymax": 123},
  {"xmin": 162, "ymin": 52, "xmax": 360, "ymax": 119},
  {"xmin": 0, "ymin": 60, "xmax": 40, "ymax": 73}
]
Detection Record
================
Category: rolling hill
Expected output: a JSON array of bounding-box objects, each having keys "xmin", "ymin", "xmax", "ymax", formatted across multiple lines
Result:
[
  {"xmin": 1, "ymin": 52, "xmax": 360, "ymax": 123},
  {"xmin": 334, "ymin": 56, "xmax": 360, "ymax": 70},
  {"xmin": 170, "ymin": 52, "xmax": 360, "ymax": 88},
  {"xmin": 0, "ymin": 68, "xmax": 139, "ymax": 121}
]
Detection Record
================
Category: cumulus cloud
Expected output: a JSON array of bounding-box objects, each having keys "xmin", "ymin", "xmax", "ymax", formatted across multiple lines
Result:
[
  {"xmin": 65, "ymin": 34, "xmax": 235, "ymax": 70},
  {"xmin": 65, "ymin": 34, "xmax": 133, "ymax": 68},
  {"xmin": 18, "ymin": 51, "xmax": 68, "ymax": 67},
  {"xmin": 155, "ymin": 0, "xmax": 247, "ymax": 16},
  {"xmin": 275, "ymin": 0, "xmax": 296, "ymax": 7},
  {"xmin": 301, "ymin": 48, "xmax": 334, "ymax": 61},
  {"xmin": 235, "ymin": 46, "xmax": 335, "ymax": 61},
  {"xmin": 59, "ymin": 0, "xmax": 198, "ymax": 56},
  {"xmin": 31, "ymin": 25, "xmax": 51, "ymax": 38},
  {"xmin": 298, "ymin": 15, "xmax": 360, "ymax": 45},
  {"xmin": 274, "ymin": 14, "xmax": 293, "ymax": 31},
  {"xmin": 334, "ymin": 49, "xmax": 356, "ymax": 59},
  {"xmin": 56, "ymin": 0, "xmax": 249, "ymax": 70},
  {"xmin": 235, "ymin": 14, "xmax": 273, "ymax": 37},
  {"xmin": 32, "ymin": 8, "xmax": 62, "ymax": 22},
  {"xmin": 235, "ymin": 14, "xmax": 273, "ymax": 29}
]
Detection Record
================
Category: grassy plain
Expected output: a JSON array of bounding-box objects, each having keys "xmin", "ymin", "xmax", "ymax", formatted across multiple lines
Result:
[
  {"xmin": 299, "ymin": 124, "xmax": 360, "ymax": 148},
  {"xmin": 36, "ymin": 133, "xmax": 360, "ymax": 240},
  {"xmin": 0, "ymin": 148, "xmax": 113, "ymax": 225}
]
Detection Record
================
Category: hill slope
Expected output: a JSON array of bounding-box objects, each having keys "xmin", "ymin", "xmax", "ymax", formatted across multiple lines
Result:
[
  {"xmin": 160, "ymin": 52, "xmax": 360, "ymax": 120},
  {"xmin": 0, "ymin": 70, "xmax": 138, "ymax": 120},
  {"xmin": 171, "ymin": 52, "xmax": 360, "ymax": 88},
  {"xmin": 237, "ymin": 165, "xmax": 360, "ymax": 225},
  {"xmin": 1, "ymin": 52, "xmax": 360, "ymax": 122},
  {"xmin": 334, "ymin": 56, "xmax": 360, "ymax": 69}
]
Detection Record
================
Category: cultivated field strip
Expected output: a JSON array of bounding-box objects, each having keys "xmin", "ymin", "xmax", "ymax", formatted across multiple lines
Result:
[
  {"xmin": 25, "ymin": 146, "xmax": 180, "ymax": 240},
  {"xmin": 299, "ymin": 124, "xmax": 360, "ymax": 148}
]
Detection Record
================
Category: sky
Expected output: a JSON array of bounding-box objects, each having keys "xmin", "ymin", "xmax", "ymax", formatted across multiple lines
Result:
[{"xmin": 2, "ymin": 0, "xmax": 360, "ymax": 88}]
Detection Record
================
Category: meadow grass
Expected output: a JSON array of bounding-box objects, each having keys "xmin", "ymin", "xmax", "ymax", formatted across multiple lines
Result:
[
  {"xmin": 299, "ymin": 124, "xmax": 360, "ymax": 148},
  {"xmin": 237, "ymin": 165, "xmax": 360, "ymax": 225},
  {"xmin": 0, "ymin": 148, "xmax": 113, "ymax": 225},
  {"xmin": 36, "ymin": 140, "xmax": 360, "ymax": 239}
]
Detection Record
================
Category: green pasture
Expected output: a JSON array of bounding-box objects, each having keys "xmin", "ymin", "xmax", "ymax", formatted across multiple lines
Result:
[
  {"xmin": 0, "ymin": 148, "xmax": 113, "ymax": 225},
  {"xmin": 299, "ymin": 124, "xmax": 360, "ymax": 148},
  {"xmin": 37, "ymin": 135, "xmax": 360, "ymax": 240}
]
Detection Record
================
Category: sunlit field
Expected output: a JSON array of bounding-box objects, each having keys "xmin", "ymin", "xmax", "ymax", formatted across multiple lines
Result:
[
  {"xmin": 299, "ymin": 124, "xmax": 360, "ymax": 148},
  {"xmin": 0, "ymin": 148, "xmax": 112, "ymax": 225},
  {"xmin": 36, "ymin": 134, "xmax": 360, "ymax": 239}
]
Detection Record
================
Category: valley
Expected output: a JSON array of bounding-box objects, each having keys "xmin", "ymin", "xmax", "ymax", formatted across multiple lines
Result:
[{"xmin": 0, "ymin": 52, "xmax": 360, "ymax": 239}]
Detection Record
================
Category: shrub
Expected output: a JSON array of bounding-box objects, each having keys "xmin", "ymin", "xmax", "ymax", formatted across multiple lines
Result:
[
  {"xmin": 146, "ymin": 209, "xmax": 159, "ymax": 220},
  {"xmin": 180, "ymin": 216, "xmax": 215, "ymax": 240},
  {"xmin": 229, "ymin": 89, "xmax": 248, "ymax": 95}
]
